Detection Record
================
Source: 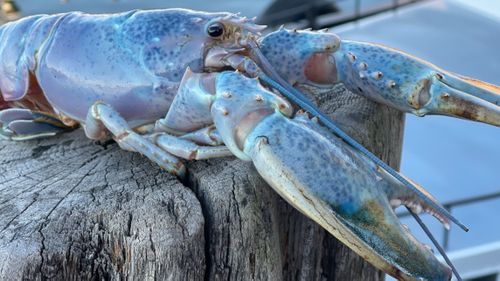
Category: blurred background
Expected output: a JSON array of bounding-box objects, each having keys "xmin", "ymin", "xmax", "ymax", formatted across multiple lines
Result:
[{"xmin": 1, "ymin": 0, "xmax": 499, "ymax": 280}]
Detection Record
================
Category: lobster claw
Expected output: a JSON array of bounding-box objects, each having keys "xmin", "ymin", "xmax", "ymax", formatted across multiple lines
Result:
[
  {"xmin": 246, "ymin": 115, "xmax": 452, "ymax": 281},
  {"xmin": 210, "ymin": 71, "xmax": 453, "ymax": 281},
  {"xmin": 416, "ymin": 72, "xmax": 500, "ymax": 124},
  {"xmin": 258, "ymin": 29, "xmax": 500, "ymax": 127},
  {"xmin": 332, "ymin": 41, "xmax": 500, "ymax": 126}
]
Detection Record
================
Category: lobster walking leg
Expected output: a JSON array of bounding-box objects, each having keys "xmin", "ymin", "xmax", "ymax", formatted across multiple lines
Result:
[
  {"xmin": 178, "ymin": 126, "xmax": 225, "ymax": 146},
  {"xmin": 150, "ymin": 132, "xmax": 232, "ymax": 160},
  {"xmin": 85, "ymin": 102, "xmax": 186, "ymax": 176}
]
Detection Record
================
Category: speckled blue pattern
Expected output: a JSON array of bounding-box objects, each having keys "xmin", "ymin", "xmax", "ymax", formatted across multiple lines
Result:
[
  {"xmin": 206, "ymin": 70, "xmax": 451, "ymax": 280},
  {"xmin": 34, "ymin": 9, "xmax": 224, "ymax": 126},
  {"xmin": 335, "ymin": 41, "xmax": 432, "ymax": 112},
  {"xmin": 260, "ymin": 29, "xmax": 500, "ymax": 127},
  {"xmin": 211, "ymin": 71, "xmax": 292, "ymax": 160},
  {"xmin": 0, "ymin": 9, "xmax": 259, "ymax": 128}
]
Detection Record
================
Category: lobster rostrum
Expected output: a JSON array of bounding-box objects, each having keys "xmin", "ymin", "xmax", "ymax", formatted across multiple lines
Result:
[{"xmin": 0, "ymin": 9, "xmax": 498, "ymax": 281}]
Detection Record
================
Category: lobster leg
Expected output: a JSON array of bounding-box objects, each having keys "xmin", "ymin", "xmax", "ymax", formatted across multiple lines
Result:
[
  {"xmin": 206, "ymin": 71, "xmax": 454, "ymax": 281},
  {"xmin": 0, "ymin": 108, "xmax": 72, "ymax": 140},
  {"xmin": 332, "ymin": 41, "xmax": 500, "ymax": 126},
  {"xmin": 258, "ymin": 29, "xmax": 500, "ymax": 127},
  {"xmin": 85, "ymin": 102, "xmax": 186, "ymax": 176},
  {"xmin": 179, "ymin": 126, "xmax": 224, "ymax": 146},
  {"xmin": 153, "ymin": 68, "xmax": 458, "ymax": 279},
  {"xmin": 150, "ymin": 132, "xmax": 232, "ymax": 160},
  {"xmin": 138, "ymin": 68, "xmax": 232, "ymax": 161}
]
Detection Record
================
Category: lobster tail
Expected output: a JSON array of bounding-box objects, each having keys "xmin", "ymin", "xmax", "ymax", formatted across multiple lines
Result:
[
  {"xmin": 0, "ymin": 14, "xmax": 61, "ymax": 102},
  {"xmin": 0, "ymin": 14, "xmax": 72, "ymax": 140}
]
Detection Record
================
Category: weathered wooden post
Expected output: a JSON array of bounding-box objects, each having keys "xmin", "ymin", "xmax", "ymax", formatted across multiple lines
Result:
[{"xmin": 0, "ymin": 84, "xmax": 404, "ymax": 280}]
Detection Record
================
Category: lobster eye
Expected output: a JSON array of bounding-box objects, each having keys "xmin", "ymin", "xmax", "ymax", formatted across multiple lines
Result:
[{"xmin": 207, "ymin": 22, "xmax": 224, "ymax": 38}]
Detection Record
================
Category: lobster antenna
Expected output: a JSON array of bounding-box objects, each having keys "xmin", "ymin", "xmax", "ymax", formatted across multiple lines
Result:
[
  {"xmin": 408, "ymin": 209, "xmax": 462, "ymax": 281},
  {"xmin": 247, "ymin": 40, "xmax": 469, "ymax": 232}
]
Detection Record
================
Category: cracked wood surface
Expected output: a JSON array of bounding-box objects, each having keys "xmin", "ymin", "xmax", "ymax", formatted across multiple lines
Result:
[{"xmin": 0, "ymin": 84, "xmax": 404, "ymax": 280}]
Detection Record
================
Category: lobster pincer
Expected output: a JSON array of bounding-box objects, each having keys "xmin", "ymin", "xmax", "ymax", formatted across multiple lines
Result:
[
  {"xmin": 259, "ymin": 28, "xmax": 500, "ymax": 126},
  {"xmin": 155, "ymin": 69, "xmax": 454, "ymax": 281}
]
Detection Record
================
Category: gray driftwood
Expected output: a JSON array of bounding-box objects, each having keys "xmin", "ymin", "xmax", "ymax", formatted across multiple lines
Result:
[{"xmin": 0, "ymin": 84, "xmax": 404, "ymax": 280}]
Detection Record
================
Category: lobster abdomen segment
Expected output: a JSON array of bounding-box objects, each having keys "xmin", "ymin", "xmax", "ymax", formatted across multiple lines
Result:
[{"xmin": 0, "ymin": 14, "xmax": 63, "ymax": 102}]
